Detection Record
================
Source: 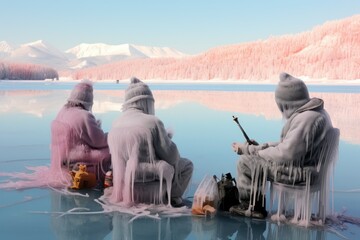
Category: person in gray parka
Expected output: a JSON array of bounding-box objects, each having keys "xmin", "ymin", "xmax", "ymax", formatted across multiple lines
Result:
[
  {"xmin": 107, "ymin": 77, "xmax": 193, "ymax": 206},
  {"xmin": 230, "ymin": 72, "xmax": 334, "ymax": 218}
]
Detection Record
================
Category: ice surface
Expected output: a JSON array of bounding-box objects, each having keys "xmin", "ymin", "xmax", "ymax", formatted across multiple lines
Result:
[{"xmin": 1, "ymin": 85, "xmax": 360, "ymax": 239}]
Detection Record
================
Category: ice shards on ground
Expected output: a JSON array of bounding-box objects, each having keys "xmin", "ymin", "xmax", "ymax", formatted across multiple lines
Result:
[{"xmin": 0, "ymin": 166, "xmax": 70, "ymax": 190}]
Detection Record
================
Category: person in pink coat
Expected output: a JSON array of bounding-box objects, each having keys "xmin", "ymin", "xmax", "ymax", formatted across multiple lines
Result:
[{"xmin": 51, "ymin": 80, "xmax": 110, "ymax": 184}]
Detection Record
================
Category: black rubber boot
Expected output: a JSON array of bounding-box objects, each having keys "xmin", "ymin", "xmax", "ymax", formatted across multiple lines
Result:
[
  {"xmin": 253, "ymin": 196, "xmax": 267, "ymax": 218},
  {"xmin": 229, "ymin": 196, "xmax": 267, "ymax": 219}
]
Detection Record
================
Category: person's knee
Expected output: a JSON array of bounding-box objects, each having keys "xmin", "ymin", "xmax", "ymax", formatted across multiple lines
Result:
[
  {"xmin": 237, "ymin": 158, "xmax": 246, "ymax": 171},
  {"xmin": 237, "ymin": 158, "xmax": 242, "ymax": 167},
  {"xmin": 237, "ymin": 155, "xmax": 253, "ymax": 168},
  {"xmin": 180, "ymin": 158, "xmax": 194, "ymax": 173},
  {"xmin": 186, "ymin": 160, "xmax": 194, "ymax": 172}
]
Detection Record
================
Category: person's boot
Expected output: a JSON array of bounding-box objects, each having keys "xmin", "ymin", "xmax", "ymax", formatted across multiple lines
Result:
[
  {"xmin": 229, "ymin": 200, "xmax": 250, "ymax": 216},
  {"xmin": 252, "ymin": 196, "xmax": 267, "ymax": 219},
  {"xmin": 171, "ymin": 197, "xmax": 184, "ymax": 207},
  {"xmin": 229, "ymin": 196, "xmax": 267, "ymax": 219}
]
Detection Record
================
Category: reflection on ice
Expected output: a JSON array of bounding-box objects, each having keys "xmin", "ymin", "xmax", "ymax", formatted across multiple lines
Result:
[
  {"xmin": 97, "ymin": 189, "xmax": 191, "ymax": 219},
  {"xmin": 0, "ymin": 194, "xmax": 46, "ymax": 209},
  {"xmin": 152, "ymin": 90, "xmax": 360, "ymax": 144},
  {"xmin": 111, "ymin": 212, "xmax": 192, "ymax": 240},
  {"xmin": 50, "ymin": 191, "xmax": 113, "ymax": 240},
  {"xmin": 0, "ymin": 85, "xmax": 360, "ymax": 239},
  {"xmin": 15, "ymin": 188, "xmax": 359, "ymax": 240},
  {"xmin": 47, "ymin": 190, "xmax": 192, "ymax": 240},
  {"xmin": 0, "ymin": 89, "xmax": 359, "ymax": 144},
  {"xmin": 267, "ymin": 222, "xmax": 325, "ymax": 240}
]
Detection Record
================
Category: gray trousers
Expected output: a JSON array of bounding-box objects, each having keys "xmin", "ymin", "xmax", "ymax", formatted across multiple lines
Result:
[
  {"xmin": 172, "ymin": 158, "xmax": 194, "ymax": 198},
  {"xmin": 237, "ymin": 155, "xmax": 315, "ymax": 201}
]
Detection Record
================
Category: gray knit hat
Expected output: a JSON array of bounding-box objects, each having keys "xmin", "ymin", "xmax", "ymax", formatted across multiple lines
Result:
[
  {"xmin": 124, "ymin": 77, "xmax": 154, "ymax": 105},
  {"xmin": 67, "ymin": 80, "xmax": 93, "ymax": 111},
  {"xmin": 275, "ymin": 72, "xmax": 310, "ymax": 106}
]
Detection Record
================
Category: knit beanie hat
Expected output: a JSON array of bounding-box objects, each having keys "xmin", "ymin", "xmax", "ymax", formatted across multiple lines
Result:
[
  {"xmin": 124, "ymin": 77, "xmax": 154, "ymax": 105},
  {"xmin": 275, "ymin": 72, "xmax": 310, "ymax": 107},
  {"xmin": 67, "ymin": 79, "xmax": 94, "ymax": 111}
]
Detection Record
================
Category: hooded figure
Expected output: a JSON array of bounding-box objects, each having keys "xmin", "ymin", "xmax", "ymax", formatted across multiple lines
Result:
[
  {"xmin": 230, "ymin": 72, "xmax": 334, "ymax": 218},
  {"xmin": 107, "ymin": 77, "xmax": 193, "ymax": 206},
  {"xmin": 51, "ymin": 80, "xmax": 110, "ymax": 184}
]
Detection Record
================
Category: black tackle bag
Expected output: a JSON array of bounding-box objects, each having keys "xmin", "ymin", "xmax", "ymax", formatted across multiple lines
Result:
[{"xmin": 214, "ymin": 173, "xmax": 240, "ymax": 211}]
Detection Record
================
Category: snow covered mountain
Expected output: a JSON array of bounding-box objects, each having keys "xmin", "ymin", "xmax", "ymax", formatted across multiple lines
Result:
[
  {"xmin": 0, "ymin": 41, "xmax": 188, "ymax": 70},
  {"xmin": 0, "ymin": 41, "xmax": 13, "ymax": 53},
  {"xmin": 72, "ymin": 14, "xmax": 360, "ymax": 81},
  {"xmin": 66, "ymin": 43, "xmax": 186, "ymax": 59},
  {"xmin": 65, "ymin": 43, "xmax": 187, "ymax": 69},
  {"xmin": 8, "ymin": 40, "xmax": 70, "ymax": 69},
  {"xmin": 0, "ymin": 41, "xmax": 14, "ymax": 58}
]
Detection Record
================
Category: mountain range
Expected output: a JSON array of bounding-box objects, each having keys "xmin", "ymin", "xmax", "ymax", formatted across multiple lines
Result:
[
  {"xmin": 0, "ymin": 40, "xmax": 188, "ymax": 71},
  {"xmin": 1, "ymin": 14, "xmax": 360, "ymax": 81},
  {"xmin": 71, "ymin": 14, "xmax": 360, "ymax": 81}
]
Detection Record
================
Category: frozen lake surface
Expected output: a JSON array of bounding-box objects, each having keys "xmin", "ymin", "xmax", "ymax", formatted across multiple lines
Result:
[{"xmin": 0, "ymin": 80, "xmax": 360, "ymax": 239}]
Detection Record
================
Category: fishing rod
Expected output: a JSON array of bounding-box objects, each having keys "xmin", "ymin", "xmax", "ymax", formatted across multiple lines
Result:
[{"xmin": 232, "ymin": 115, "xmax": 253, "ymax": 145}]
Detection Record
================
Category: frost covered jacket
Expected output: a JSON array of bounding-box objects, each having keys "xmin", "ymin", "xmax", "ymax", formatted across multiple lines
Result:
[
  {"xmin": 110, "ymin": 108, "xmax": 180, "ymax": 165},
  {"xmin": 51, "ymin": 106, "xmax": 110, "ymax": 172},
  {"xmin": 108, "ymin": 108, "xmax": 180, "ymax": 203},
  {"xmin": 251, "ymin": 98, "xmax": 333, "ymax": 168}
]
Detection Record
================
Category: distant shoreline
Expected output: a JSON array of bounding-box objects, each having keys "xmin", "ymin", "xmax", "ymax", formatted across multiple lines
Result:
[
  {"xmin": 2, "ymin": 78, "xmax": 360, "ymax": 86},
  {"xmin": 61, "ymin": 77, "xmax": 360, "ymax": 85}
]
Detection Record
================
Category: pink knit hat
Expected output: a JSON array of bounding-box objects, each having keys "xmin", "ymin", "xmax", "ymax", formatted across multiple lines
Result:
[{"xmin": 68, "ymin": 80, "xmax": 94, "ymax": 110}]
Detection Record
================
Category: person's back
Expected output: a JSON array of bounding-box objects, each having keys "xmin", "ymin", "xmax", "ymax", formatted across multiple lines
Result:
[
  {"xmin": 54, "ymin": 105, "xmax": 108, "ymax": 155},
  {"xmin": 230, "ymin": 72, "xmax": 335, "ymax": 219},
  {"xmin": 110, "ymin": 108, "xmax": 161, "ymax": 162},
  {"xmin": 108, "ymin": 109, "xmax": 164, "ymax": 203},
  {"xmin": 258, "ymin": 97, "xmax": 333, "ymax": 169},
  {"xmin": 51, "ymin": 80, "xmax": 110, "ymax": 181},
  {"xmin": 107, "ymin": 77, "xmax": 193, "ymax": 206}
]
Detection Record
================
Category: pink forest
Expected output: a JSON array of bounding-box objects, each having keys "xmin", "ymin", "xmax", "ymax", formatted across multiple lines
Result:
[{"xmin": 71, "ymin": 15, "xmax": 360, "ymax": 81}]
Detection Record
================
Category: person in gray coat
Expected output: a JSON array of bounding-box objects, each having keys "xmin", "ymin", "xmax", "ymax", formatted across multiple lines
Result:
[
  {"xmin": 107, "ymin": 77, "xmax": 193, "ymax": 206},
  {"xmin": 230, "ymin": 72, "xmax": 334, "ymax": 218}
]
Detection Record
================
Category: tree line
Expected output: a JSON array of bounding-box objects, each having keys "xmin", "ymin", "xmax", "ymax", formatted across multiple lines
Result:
[
  {"xmin": 72, "ymin": 15, "xmax": 360, "ymax": 81},
  {"xmin": 0, "ymin": 61, "xmax": 59, "ymax": 80}
]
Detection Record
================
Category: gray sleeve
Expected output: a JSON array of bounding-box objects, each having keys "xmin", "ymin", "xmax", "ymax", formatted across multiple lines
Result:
[
  {"xmin": 153, "ymin": 118, "xmax": 180, "ymax": 166},
  {"xmin": 258, "ymin": 111, "xmax": 328, "ymax": 164},
  {"xmin": 82, "ymin": 112, "xmax": 108, "ymax": 149}
]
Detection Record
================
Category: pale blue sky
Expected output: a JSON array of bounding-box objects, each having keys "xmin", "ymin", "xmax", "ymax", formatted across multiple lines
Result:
[{"xmin": 1, "ymin": 0, "xmax": 359, "ymax": 54}]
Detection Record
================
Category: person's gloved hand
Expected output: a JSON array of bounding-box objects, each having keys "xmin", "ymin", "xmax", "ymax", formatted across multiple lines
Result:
[
  {"xmin": 231, "ymin": 142, "xmax": 249, "ymax": 155},
  {"xmin": 249, "ymin": 139, "xmax": 259, "ymax": 146}
]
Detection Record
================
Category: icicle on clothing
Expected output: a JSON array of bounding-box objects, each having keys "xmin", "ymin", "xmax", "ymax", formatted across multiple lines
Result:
[
  {"xmin": 236, "ymin": 97, "xmax": 337, "ymax": 225},
  {"xmin": 105, "ymin": 107, "xmax": 193, "ymax": 206},
  {"xmin": 51, "ymin": 106, "xmax": 110, "ymax": 180},
  {"xmin": 105, "ymin": 77, "xmax": 193, "ymax": 206},
  {"xmin": 270, "ymin": 127, "xmax": 340, "ymax": 226},
  {"xmin": 106, "ymin": 123, "xmax": 172, "ymax": 205},
  {"xmin": 0, "ymin": 105, "xmax": 110, "ymax": 191},
  {"xmin": 52, "ymin": 80, "xmax": 111, "ymax": 181}
]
